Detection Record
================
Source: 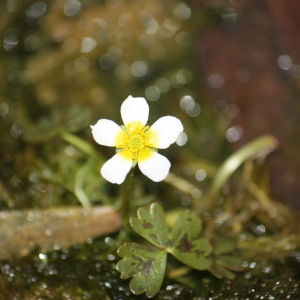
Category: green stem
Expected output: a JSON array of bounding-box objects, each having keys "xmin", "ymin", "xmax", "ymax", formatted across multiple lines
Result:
[
  {"xmin": 59, "ymin": 130, "xmax": 103, "ymax": 160},
  {"xmin": 119, "ymin": 168, "xmax": 135, "ymax": 221}
]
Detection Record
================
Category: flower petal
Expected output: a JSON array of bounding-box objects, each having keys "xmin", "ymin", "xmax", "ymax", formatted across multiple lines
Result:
[
  {"xmin": 101, "ymin": 153, "xmax": 132, "ymax": 184},
  {"xmin": 138, "ymin": 152, "xmax": 171, "ymax": 182},
  {"xmin": 120, "ymin": 95, "xmax": 149, "ymax": 127},
  {"xmin": 91, "ymin": 119, "xmax": 122, "ymax": 147},
  {"xmin": 149, "ymin": 116, "xmax": 184, "ymax": 149}
]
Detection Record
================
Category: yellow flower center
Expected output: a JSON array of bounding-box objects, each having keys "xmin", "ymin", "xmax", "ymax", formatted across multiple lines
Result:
[{"xmin": 115, "ymin": 121, "xmax": 158, "ymax": 161}]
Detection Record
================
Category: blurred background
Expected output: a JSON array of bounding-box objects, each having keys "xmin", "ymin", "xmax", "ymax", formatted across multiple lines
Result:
[
  {"xmin": 1, "ymin": 0, "xmax": 300, "ymax": 211},
  {"xmin": 1, "ymin": 0, "xmax": 300, "ymax": 298}
]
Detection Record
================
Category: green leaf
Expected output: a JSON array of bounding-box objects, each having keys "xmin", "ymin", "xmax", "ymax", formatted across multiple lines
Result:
[
  {"xmin": 169, "ymin": 210, "xmax": 213, "ymax": 270},
  {"xmin": 211, "ymin": 233, "xmax": 236, "ymax": 255},
  {"xmin": 116, "ymin": 243, "xmax": 167, "ymax": 298},
  {"xmin": 207, "ymin": 233, "xmax": 242, "ymax": 279},
  {"xmin": 209, "ymin": 135, "xmax": 278, "ymax": 197},
  {"xmin": 130, "ymin": 203, "xmax": 169, "ymax": 248},
  {"xmin": 217, "ymin": 255, "xmax": 244, "ymax": 271},
  {"xmin": 209, "ymin": 262, "xmax": 235, "ymax": 279},
  {"xmin": 170, "ymin": 210, "xmax": 203, "ymax": 240}
]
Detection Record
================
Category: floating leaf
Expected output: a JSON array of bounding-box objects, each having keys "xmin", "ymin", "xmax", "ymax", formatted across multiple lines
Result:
[
  {"xmin": 169, "ymin": 210, "xmax": 212, "ymax": 270},
  {"xmin": 116, "ymin": 243, "xmax": 167, "ymax": 298},
  {"xmin": 130, "ymin": 203, "xmax": 169, "ymax": 248}
]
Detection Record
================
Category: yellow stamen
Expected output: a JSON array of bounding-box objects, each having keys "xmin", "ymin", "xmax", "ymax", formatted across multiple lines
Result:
[{"xmin": 115, "ymin": 121, "xmax": 158, "ymax": 161}]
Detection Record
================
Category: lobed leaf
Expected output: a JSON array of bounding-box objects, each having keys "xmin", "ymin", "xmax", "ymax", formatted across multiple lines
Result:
[
  {"xmin": 170, "ymin": 210, "xmax": 202, "ymax": 241},
  {"xmin": 169, "ymin": 210, "xmax": 213, "ymax": 270},
  {"xmin": 116, "ymin": 242, "xmax": 167, "ymax": 298},
  {"xmin": 130, "ymin": 203, "xmax": 169, "ymax": 248}
]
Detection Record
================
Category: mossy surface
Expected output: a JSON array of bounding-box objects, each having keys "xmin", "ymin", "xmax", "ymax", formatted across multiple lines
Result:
[{"xmin": 1, "ymin": 237, "xmax": 300, "ymax": 300}]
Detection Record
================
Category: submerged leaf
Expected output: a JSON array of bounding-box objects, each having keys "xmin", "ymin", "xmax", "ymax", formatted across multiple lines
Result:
[
  {"xmin": 211, "ymin": 233, "xmax": 236, "ymax": 255},
  {"xmin": 117, "ymin": 243, "xmax": 167, "ymax": 298},
  {"xmin": 130, "ymin": 202, "xmax": 169, "ymax": 248},
  {"xmin": 207, "ymin": 232, "xmax": 243, "ymax": 278},
  {"xmin": 209, "ymin": 262, "xmax": 235, "ymax": 279},
  {"xmin": 169, "ymin": 210, "xmax": 212, "ymax": 270},
  {"xmin": 217, "ymin": 255, "xmax": 244, "ymax": 271}
]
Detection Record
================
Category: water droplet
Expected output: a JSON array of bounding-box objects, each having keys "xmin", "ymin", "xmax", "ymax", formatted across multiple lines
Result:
[
  {"xmin": 107, "ymin": 254, "xmax": 115, "ymax": 261},
  {"xmin": 277, "ymin": 54, "xmax": 292, "ymax": 70},
  {"xmin": 74, "ymin": 57, "xmax": 89, "ymax": 72},
  {"xmin": 10, "ymin": 121, "xmax": 23, "ymax": 138},
  {"xmin": 64, "ymin": 61, "xmax": 77, "ymax": 77},
  {"xmin": 145, "ymin": 19, "xmax": 159, "ymax": 34},
  {"xmin": 0, "ymin": 103, "xmax": 9, "ymax": 117},
  {"xmin": 24, "ymin": 36, "xmax": 40, "ymax": 51},
  {"xmin": 118, "ymin": 12, "xmax": 132, "ymax": 27},
  {"xmin": 256, "ymin": 224, "xmax": 266, "ymax": 234},
  {"xmin": 131, "ymin": 61, "xmax": 148, "ymax": 77},
  {"xmin": 8, "ymin": 70, "xmax": 21, "ymax": 85},
  {"xmin": 3, "ymin": 34, "xmax": 18, "ymax": 51},
  {"xmin": 139, "ymin": 33, "xmax": 155, "ymax": 48},
  {"xmin": 145, "ymin": 86, "xmax": 160, "ymax": 101},
  {"xmin": 155, "ymin": 78, "xmax": 170, "ymax": 93},
  {"xmin": 108, "ymin": 46, "xmax": 123, "ymax": 60},
  {"xmin": 63, "ymin": 0, "xmax": 81, "ymax": 17},
  {"xmin": 221, "ymin": 8, "xmax": 237, "ymax": 23},
  {"xmin": 186, "ymin": 102, "xmax": 201, "ymax": 117},
  {"xmin": 7, "ymin": 0, "xmax": 18, "ymax": 12},
  {"xmin": 180, "ymin": 196, "xmax": 192, "ymax": 206},
  {"xmin": 105, "ymin": 237, "xmax": 114, "ymax": 246},
  {"xmin": 45, "ymin": 228, "xmax": 53, "ymax": 236},
  {"xmin": 191, "ymin": 188, "xmax": 202, "ymax": 199},
  {"xmin": 195, "ymin": 169, "xmax": 206, "ymax": 181},
  {"xmin": 290, "ymin": 64, "xmax": 300, "ymax": 79},
  {"xmin": 174, "ymin": 3, "xmax": 191, "ymax": 20},
  {"xmin": 80, "ymin": 37, "xmax": 97, "ymax": 53},
  {"xmin": 183, "ymin": 164, "xmax": 195, "ymax": 176},
  {"xmin": 115, "ymin": 63, "xmax": 131, "ymax": 80},
  {"xmin": 226, "ymin": 126, "xmax": 243, "ymax": 142},
  {"xmin": 106, "ymin": 0, "xmax": 122, "ymax": 7},
  {"xmin": 180, "ymin": 95, "xmax": 194, "ymax": 110},
  {"xmin": 39, "ymin": 253, "xmax": 47, "ymax": 260},
  {"xmin": 26, "ymin": 1, "xmax": 47, "ymax": 25},
  {"xmin": 208, "ymin": 74, "xmax": 224, "ymax": 89},
  {"xmin": 227, "ymin": 104, "xmax": 240, "ymax": 118},
  {"xmin": 99, "ymin": 54, "xmax": 115, "ymax": 70},
  {"xmin": 176, "ymin": 132, "xmax": 188, "ymax": 146}
]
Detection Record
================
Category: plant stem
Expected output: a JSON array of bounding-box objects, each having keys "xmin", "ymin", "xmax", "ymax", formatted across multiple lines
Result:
[
  {"xmin": 59, "ymin": 130, "xmax": 103, "ymax": 160},
  {"xmin": 119, "ymin": 168, "xmax": 134, "ymax": 221}
]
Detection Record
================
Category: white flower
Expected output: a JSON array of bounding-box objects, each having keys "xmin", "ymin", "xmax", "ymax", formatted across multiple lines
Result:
[{"xmin": 91, "ymin": 95, "xmax": 183, "ymax": 184}]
